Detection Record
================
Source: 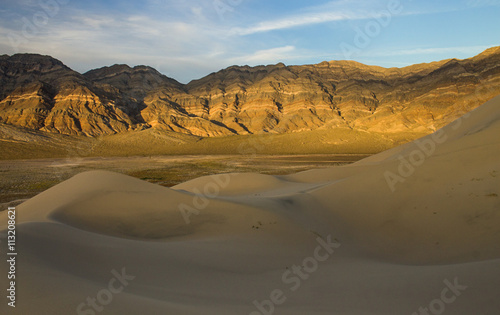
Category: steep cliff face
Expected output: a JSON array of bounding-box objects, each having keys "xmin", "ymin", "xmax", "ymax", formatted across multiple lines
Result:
[
  {"xmin": 1, "ymin": 47, "xmax": 499, "ymax": 137},
  {"xmin": 0, "ymin": 54, "xmax": 134, "ymax": 136},
  {"xmin": 184, "ymin": 63, "xmax": 344, "ymax": 134},
  {"xmin": 84, "ymin": 64, "xmax": 237, "ymax": 137}
]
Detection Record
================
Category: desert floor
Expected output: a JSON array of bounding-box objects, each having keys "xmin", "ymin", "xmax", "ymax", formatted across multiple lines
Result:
[{"xmin": 0, "ymin": 154, "xmax": 367, "ymax": 210}]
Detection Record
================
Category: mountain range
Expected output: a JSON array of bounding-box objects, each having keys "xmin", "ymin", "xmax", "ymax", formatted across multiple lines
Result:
[{"xmin": 1, "ymin": 47, "xmax": 500, "ymax": 139}]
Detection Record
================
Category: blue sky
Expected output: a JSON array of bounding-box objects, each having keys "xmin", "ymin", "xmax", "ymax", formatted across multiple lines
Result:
[{"xmin": 0, "ymin": 0, "xmax": 499, "ymax": 83}]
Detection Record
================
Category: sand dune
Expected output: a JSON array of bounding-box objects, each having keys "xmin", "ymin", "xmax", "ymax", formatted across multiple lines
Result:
[{"xmin": 1, "ymin": 97, "xmax": 500, "ymax": 314}]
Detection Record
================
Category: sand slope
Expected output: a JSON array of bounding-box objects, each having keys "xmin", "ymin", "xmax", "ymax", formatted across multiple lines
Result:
[{"xmin": 1, "ymin": 97, "xmax": 500, "ymax": 314}]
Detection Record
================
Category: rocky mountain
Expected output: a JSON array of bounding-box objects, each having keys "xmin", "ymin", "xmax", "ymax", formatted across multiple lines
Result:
[
  {"xmin": 0, "ymin": 54, "xmax": 133, "ymax": 136},
  {"xmin": 1, "ymin": 47, "xmax": 499, "ymax": 137}
]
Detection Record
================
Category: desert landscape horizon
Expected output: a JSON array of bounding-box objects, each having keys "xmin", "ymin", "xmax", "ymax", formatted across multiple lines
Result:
[
  {"xmin": 1, "ymin": 0, "xmax": 500, "ymax": 314},
  {"xmin": 1, "ymin": 46, "xmax": 499, "ymax": 161}
]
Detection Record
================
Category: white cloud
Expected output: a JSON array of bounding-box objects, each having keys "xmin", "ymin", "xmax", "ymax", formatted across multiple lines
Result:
[
  {"xmin": 228, "ymin": 0, "xmax": 412, "ymax": 36},
  {"xmin": 232, "ymin": 46, "xmax": 297, "ymax": 64},
  {"xmin": 75, "ymin": 15, "xmax": 115, "ymax": 29},
  {"xmin": 230, "ymin": 11, "xmax": 357, "ymax": 36}
]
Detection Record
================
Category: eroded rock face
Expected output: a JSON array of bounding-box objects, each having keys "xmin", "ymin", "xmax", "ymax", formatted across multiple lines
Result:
[
  {"xmin": 183, "ymin": 49, "xmax": 500, "ymax": 135},
  {"xmin": 0, "ymin": 54, "xmax": 135, "ymax": 136},
  {"xmin": 1, "ymin": 47, "xmax": 499, "ymax": 137}
]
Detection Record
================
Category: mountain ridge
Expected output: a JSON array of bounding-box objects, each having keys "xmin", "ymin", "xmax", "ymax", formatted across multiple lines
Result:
[{"xmin": 0, "ymin": 47, "xmax": 499, "ymax": 138}]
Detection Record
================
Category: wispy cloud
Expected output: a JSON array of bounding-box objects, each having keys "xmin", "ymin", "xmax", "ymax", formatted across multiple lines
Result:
[
  {"xmin": 232, "ymin": 46, "xmax": 297, "ymax": 64},
  {"xmin": 228, "ymin": 0, "xmax": 415, "ymax": 36},
  {"xmin": 74, "ymin": 15, "xmax": 116, "ymax": 29},
  {"xmin": 230, "ymin": 11, "xmax": 358, "ymax": 36}
]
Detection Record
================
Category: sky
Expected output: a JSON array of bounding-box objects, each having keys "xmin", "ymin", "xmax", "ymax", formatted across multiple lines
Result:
[{"xmin": 0, "ymin": 0, "xmax": 499, "ymax": 83}]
